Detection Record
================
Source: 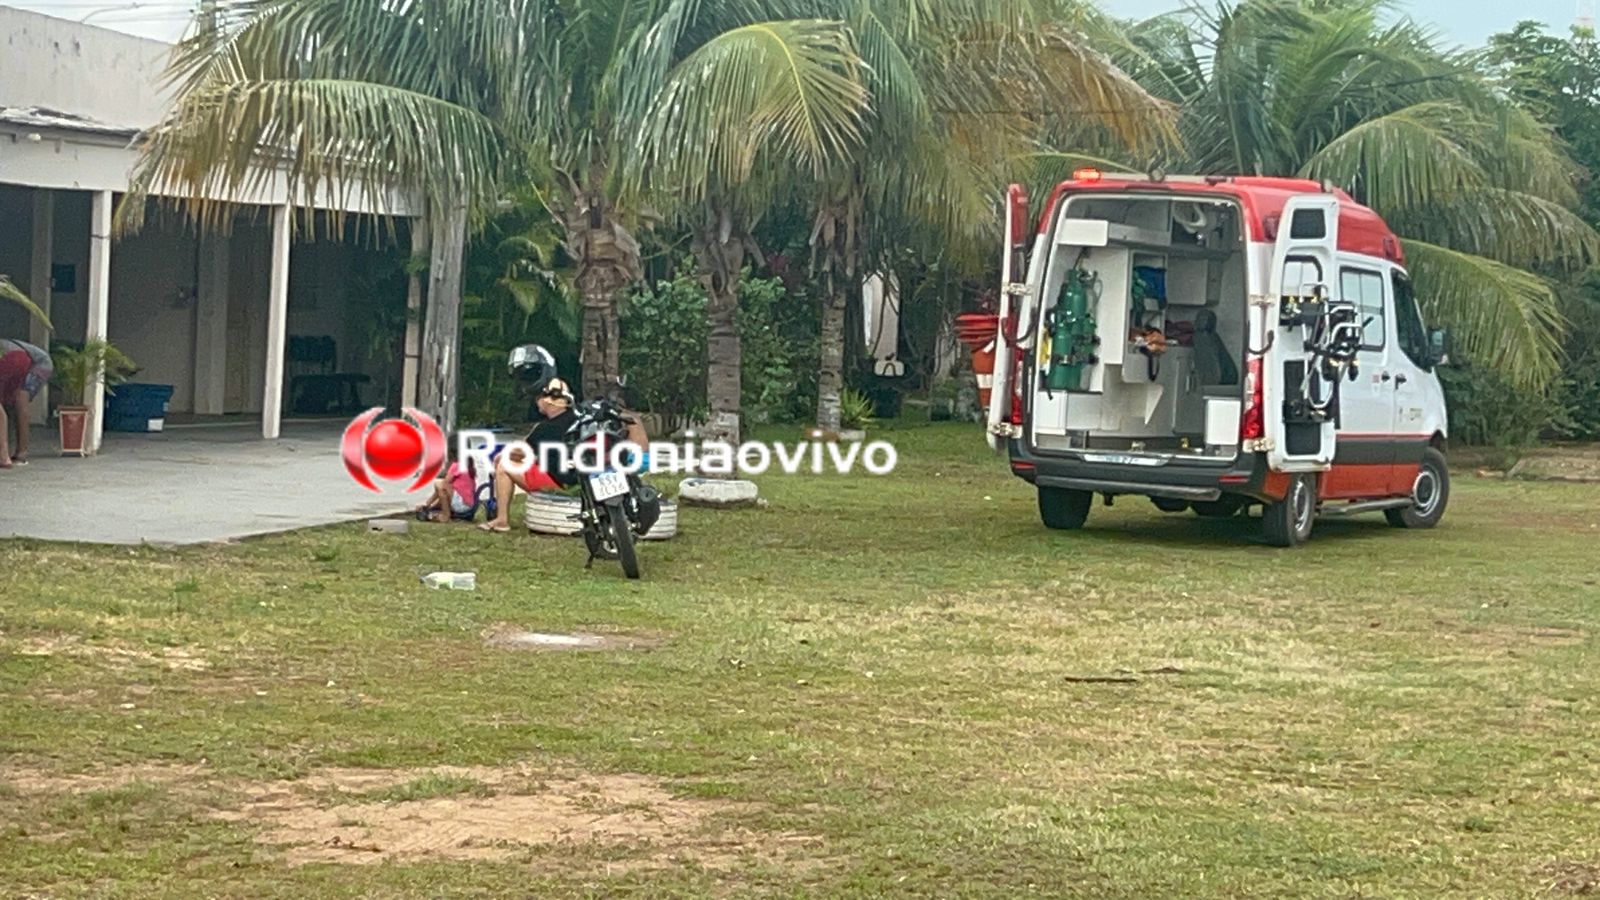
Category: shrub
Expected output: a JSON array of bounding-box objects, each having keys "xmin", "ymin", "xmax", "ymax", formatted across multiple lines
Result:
[
  {"xmin": 620, "ymin": 269, "xmax": 709, "ymax": 426},
  {"xmin": 619, "ymin": 265, "xmax": 816, "ymax": 428},
  {"xmin": 1439, "ymin": 365, "xmax": 1560, "ymax": 447}
]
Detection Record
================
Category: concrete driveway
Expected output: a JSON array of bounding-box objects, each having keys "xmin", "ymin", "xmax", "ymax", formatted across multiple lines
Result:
[{"xmin": 0, "ymin": 423, "xmax": 412, "ymax": 545}]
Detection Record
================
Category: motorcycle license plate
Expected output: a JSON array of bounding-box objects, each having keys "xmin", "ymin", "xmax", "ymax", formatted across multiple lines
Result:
[{"xmin": 589, "ymin": 471, "xmax": 629, "ymax": 501}]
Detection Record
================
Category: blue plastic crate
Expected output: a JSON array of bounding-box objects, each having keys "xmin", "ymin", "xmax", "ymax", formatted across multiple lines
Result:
[
  {"xmin": 106, "ymin": 383, "xmax": 174, "ymax": 419},
  {"xmin": 105, "ymin": 412, "xmax": 166, "ymax": 433}
]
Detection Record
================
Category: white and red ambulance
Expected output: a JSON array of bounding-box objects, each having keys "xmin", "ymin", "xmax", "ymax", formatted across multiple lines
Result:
[{"xmin": 987, "ymin": 171, "xmax": 1453, "ymax": 546}]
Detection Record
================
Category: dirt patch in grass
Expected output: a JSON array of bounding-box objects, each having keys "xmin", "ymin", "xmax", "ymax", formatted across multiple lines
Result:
[
  {"xmin": 1, "ymin": 763, "xmax": 210, "ymax": 794},
  {"xmin": 483, "ymin": 624, "xmax": 662, "ymax": 653},
  {"xmin": 1538, "ymin": 859, "xmax": 1600, "ymax": 895},
  {"xmin": 6, "ymin": 761, "xmax": 819, "ymax": 870},
  {"xmin": 10, "ymin": 634, "xmax": 210, "ymax": 671},
  {"xmin": 233, "ymin": 766, "xmax": 819, "ymax": 868}
]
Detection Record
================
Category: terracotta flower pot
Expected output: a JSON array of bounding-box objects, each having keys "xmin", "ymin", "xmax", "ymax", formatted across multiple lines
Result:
[{"xmin": 58, "ymin": 406, "xmax": 89, "ymax": 456}]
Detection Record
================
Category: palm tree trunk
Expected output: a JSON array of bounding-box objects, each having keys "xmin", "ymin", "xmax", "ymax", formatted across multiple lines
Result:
[
  {"xmin": 692, "ymin": 202, "xmax": 748, "ymax": 446},
  {"xmin": 562, "ymin": 167, "xmax": 640, "ymax": 401},
  {"xmin": 811, "ymin": 184, "xmax": 862, "ymax": 432},
  {"xmin": 418, "ymin": 204, "xmax": 466, "ymax": 433},
  {"xmin": 816, "ymin": 275, "xmax": 848, "ymax": 432},
  {"xmin": 578, "ymin": 292, "xmax": 621, "ymax": 401}
]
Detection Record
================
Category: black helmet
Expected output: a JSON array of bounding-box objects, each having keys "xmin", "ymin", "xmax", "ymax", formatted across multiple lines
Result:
[{"xmin": 508, "ymin": 344, "xmax": 558, "ymax": 392}]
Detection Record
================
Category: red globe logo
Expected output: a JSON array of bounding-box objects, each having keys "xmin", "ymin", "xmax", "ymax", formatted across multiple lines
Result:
[
  {"xmin": 340, "ymin": 408, "xmax": 447, "ymax": 493},
  {"xmin": 364, "ymin": 420, "xmax": 424, "ymax": 481}
]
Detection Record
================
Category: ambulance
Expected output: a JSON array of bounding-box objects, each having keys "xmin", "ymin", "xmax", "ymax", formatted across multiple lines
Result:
[{"xmin": 987, "ymin": 172, "xmax": 1453, "ymax": 546}]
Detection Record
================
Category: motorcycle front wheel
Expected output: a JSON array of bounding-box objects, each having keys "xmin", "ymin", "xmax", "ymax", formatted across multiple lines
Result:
[{"xmin": 604, "ymin": 498, "xmax": 641, "ymax": 580}]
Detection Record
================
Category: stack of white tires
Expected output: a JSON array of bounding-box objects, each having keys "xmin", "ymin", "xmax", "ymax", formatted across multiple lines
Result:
[{"xmin": 523, "ymin": 491, "xmax": 679, "ymax": 541}]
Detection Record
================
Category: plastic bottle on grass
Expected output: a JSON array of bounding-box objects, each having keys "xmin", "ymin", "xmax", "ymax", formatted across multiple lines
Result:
[{"xmin": 421, "ymin": 572, "xmax": 476, "ymax": 591}]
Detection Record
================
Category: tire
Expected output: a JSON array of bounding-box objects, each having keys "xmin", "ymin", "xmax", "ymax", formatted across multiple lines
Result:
[
  {"xmin": 526, "ymin": 492, "xmax": 585, "ymax": 536},
  {"xmin": 1150, "ymin": 497, "xmax": 1190, "ymax": 514},
  {"xmin": 1386, "ymin": 447, "xmax": 1450, "ymax": 529},
  {"xmin": 1192, "ymin": 495, "xmax": 1246, "ymax": 519},
  {"xmin": 640, "ymin": 500, "xmax": 679, "ymax": 541},
  {"xmin": 606, "ymin": 499, "xmax": 641, "ymax": 580},
  {"xmin": 1039, "ymin": 486, "xmax": 1093, "ymax": 531},
  {"xmin": 1262, "ymin": 473, "xmax": 1317, "ymax": 547}
]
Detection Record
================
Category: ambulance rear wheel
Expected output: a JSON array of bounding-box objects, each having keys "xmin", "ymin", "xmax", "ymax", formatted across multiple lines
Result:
[
  {"xmin": 1039, "ymin": 486, "xmax": 1093, "ymax": 531},
  {"xmin": 1386, "ymin": 448, "xmax": 1450, "ymax": 529},
  {"xmin": 1262, "ymin": 474, "xmax": 1316, "ymax": 547}
]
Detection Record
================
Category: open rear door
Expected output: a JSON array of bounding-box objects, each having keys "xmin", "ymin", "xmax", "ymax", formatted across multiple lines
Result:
[
  {"xmin": 986, "ymin": 185, "xmax": 1030, "ymax": 451},
  {"xmin": 1264, "ymin": 195, "xmax": 1340, "ymax": 472}
]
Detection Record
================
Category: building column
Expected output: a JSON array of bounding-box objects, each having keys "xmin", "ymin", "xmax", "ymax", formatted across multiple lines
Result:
[
  {"xmin": 401, "ymin": 214, "xmax": 428, "ymax": 409},
  {"xmin": 27, "ymin": 190, "xmax": 54, "ymax": 425},
  {"xmin": 86, "ymin": 190, "xmax": 112, "ymax": 454},
  {"xmin": 193, "ymin": 231, "xmax": 230, "ymax": 416},
  {"xmin": 262, "ymin": 204, "xmax": 291, "ymax": 439}
]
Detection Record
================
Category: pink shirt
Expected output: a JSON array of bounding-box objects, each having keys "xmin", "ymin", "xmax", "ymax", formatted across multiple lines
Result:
[{"xmin": 448, "ymin": 462, "xmax": 477, "ymax": 506}]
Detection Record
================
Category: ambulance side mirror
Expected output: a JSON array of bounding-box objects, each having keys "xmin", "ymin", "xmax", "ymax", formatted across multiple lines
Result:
[{"xmin": 1427, "ymin": 328, "xmax": 1452, "ymax": 367}]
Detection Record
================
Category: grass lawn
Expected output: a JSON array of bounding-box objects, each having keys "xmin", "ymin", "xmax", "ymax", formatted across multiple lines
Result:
[{"xmin": 3, "ymin": 423, "xmax": 1599, "ymax": 897}]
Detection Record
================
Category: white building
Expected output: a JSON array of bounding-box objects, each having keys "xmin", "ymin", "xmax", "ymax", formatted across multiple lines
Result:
[{"xmin": 0, "ymin": 5, "xmax": 429, "ymax": 451}]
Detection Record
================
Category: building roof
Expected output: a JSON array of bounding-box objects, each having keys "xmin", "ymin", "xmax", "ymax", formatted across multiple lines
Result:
[
  {"xmin": 1038, "ymin": 174, "xmax": 1405, "ymax": 265},
  {"xmin": 0, "ymin": 105, "xmax": 140, "ymax": 139}
]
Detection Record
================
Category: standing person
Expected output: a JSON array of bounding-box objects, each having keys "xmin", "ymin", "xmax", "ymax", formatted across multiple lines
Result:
[{"xmin": 0, "ymin": 339, "xmax": 52, "ymax": 468}]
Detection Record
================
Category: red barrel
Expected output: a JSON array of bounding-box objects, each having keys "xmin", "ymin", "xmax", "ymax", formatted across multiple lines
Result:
[{"xmin": 955, "ymin": 313, "xmax": 1000, "ymax": 408}]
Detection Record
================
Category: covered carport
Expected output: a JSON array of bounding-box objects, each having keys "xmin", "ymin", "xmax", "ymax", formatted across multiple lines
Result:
[{"xmin": 0, "ymin": 7, "xmax": 436, "ymax": 454}]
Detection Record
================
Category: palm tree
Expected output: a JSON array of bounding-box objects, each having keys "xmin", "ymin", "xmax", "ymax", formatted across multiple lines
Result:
[
  {"xmin": 1115, "ymin": 0, "xmax": 1599, "ymax": 389},
  {"xmin": 1, "ymin": 276, "xmax": 51, "ymax": 330},
  {"xmin": 768, "ymin": 0, "xmax": 1176, "ymax": 430},
  {"xmin": 130, "ymin": 0, "xmax": 868, "ymax": 421},
  {"xmin": 627, "ymin": 14, "xmax": 866, "ymax": 444}
]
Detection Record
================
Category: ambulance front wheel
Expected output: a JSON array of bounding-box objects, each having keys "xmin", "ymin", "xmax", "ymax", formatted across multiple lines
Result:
[
  {"xmin": 1262, "ymin": 473, "xmax": 1317, "ymax": 547},
  {"xmin": 1039, "ymin": 486, "xmax": 1093, "ymax": 531},
  {"xmin": 1386, "ymin": 448, "xmax": 1450, "ymax": 529}
]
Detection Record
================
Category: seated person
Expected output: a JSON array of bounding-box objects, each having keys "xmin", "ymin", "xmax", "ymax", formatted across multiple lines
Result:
[
  {"xmin": 479, "ymin": 378, "xmax": 578, "ymax": 533},
  {"xmin": 417, "ymin": 455, "xmax": 481, "ymax": 523}
]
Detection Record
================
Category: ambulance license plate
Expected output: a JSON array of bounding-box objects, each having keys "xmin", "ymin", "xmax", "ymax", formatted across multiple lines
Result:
[
  {"xmin": 1083, "ymin": 452, "xmax": 1165, "ymax": 467},
  {"xmin": 589, "ymin": 471, "xmax": 630, "ymax": 501}
]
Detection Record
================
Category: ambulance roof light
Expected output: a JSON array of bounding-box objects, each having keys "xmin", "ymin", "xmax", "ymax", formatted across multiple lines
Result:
[{"xmin": 1072, "ymin": 168, "xmax": 1103, "ymax": 183}]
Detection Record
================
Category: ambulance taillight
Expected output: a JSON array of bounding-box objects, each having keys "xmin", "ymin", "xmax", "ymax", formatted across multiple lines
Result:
[{"xmin": 1241, "ymin": 356, "xmax": 1264, "ymax": 441}]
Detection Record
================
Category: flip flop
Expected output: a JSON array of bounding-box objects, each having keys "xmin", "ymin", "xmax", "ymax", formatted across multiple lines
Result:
[{"xmin": 477, "ymin": 523, "xmax": 511, "ymax": 534}]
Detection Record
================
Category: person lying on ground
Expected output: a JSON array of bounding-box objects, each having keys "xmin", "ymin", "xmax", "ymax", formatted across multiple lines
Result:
[{"xmin": 0, "ymin": 339, "xmax": 52, "ymax": 469}]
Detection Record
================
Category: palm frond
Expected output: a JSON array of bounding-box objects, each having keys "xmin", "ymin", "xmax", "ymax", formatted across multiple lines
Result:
[
  {"xmin": 1300, "ymin": 101, "xmax": 1490, "ymax": 214},
  {"xmin": 0, "ymin": 276, "xmax": 52, "ymax": 330},
  {"xmin": 632, "ymin": 18, "xmax": 867, "ymax": 203},
  {"xmin": 1403, "ymin": 240, "xmax": 1565, "ymax": 390},
  {"xmin": 1396, "ymin": 189, "xmax": 1600, "ymax": 272},
  {"xmin": 130, "ymin": 78, "xmax": 508, "ymax": 231}
]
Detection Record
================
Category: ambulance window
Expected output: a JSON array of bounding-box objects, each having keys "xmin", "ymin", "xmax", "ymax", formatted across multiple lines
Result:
[
  {"xmin": 1339, "ymin": 267, "xmax": 1386, "ymax": 350},
  {"xmin": 1282, "ymin": 256, "xmax": 1323, "ymax": 295},
  {"xmin": 1391, "ymin": 270, "xmax": 1430, "ymax": 368},
  {"xmin": 1289, "ymin": 209, "xmax": 1326, "ymax": 239}
]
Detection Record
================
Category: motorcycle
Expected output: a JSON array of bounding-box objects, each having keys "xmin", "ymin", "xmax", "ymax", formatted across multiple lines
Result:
[{"xmin": 563, "ymin": 395, "xmax": 661, "ymax": 579}]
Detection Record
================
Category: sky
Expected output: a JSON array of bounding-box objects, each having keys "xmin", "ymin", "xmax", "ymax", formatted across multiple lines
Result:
[{"xmin": 5, "ymin": 0, "xmax": 1593, "ymax": 47}]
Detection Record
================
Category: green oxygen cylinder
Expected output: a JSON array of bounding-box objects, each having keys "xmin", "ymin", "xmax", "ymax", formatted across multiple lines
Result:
[{"xmin": 1046, "ymin": 267, "xmax": 1100, "ymax": 392}]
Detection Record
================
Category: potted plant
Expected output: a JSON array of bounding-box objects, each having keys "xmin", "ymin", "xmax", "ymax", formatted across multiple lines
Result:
[{"xmin": 51, "ymin": 340, "xmax": 136, "ymax": 456}]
